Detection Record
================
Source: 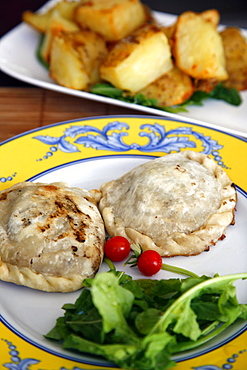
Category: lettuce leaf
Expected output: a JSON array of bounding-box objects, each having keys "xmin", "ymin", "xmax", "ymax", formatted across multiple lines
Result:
[
  {"xmin": 45, "ymin": 272, "xmax": 247, "ymax": 370},
  {"xmin": 90, "ymin": 82, "xmax": 242, "ymax": 113}
]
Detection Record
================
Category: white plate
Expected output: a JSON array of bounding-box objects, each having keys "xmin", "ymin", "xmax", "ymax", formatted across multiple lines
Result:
[
  {"xmin": 0, "ymin": 115, "xmax": 247, "ymax": 369},
  {"xmin": 1, "ymin": 156, "xmax": 247, "ymax": 368},
  {"xmin": 0, "ymin": 0, "xmax": 247, "ymax": 138}
]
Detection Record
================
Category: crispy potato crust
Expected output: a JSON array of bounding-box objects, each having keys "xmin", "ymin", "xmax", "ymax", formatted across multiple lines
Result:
[
  {"xmin": 100, "ymin": 24, "xmax": 173, "ymax": 93},
  {"xmin": 50, "ymin": 30, "xmax": 107, "ymax": 90},
  {"xmin": 140, "ymin": 66, "xmax": 194, "ymax": 106},
  {"xmin": 74, "ymin": 0, "xmax": 147, "ymax": 41},
  {"xmin": 172, "ymin": 11, "xmax": 228, "ymax": 80},
  {"xmin": 221, "ymin": 27, "xmax": 247, "ymax": 91}
]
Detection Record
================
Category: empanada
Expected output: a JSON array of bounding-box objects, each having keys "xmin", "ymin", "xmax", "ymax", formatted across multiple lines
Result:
[
  {"xmin": 99, "ymin": 151, "xmax": 236, "ymax": 257},
  {"xmin": 0, "ymin": 182, "xmax": 105, "ymax": 292}
]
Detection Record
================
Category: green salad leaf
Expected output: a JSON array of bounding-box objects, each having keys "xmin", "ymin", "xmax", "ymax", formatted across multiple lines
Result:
[
  {"xmin": 36, "ymin": 34, "xmax": 50, "ymax": 70},
  {"xmin": 90, "ymin": 82, "xmax": 242, "ymax": 113},
  {"xmin": 45, "ymin": 271, "xmax": 247, "ymax": 370}
]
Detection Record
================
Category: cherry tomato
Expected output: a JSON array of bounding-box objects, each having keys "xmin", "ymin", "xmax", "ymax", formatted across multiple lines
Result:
[
  {"xmin": 137, "ymin": 250, "xmax": 162, "ymax": 276},
  {"xmin": 104, "ymin": 236, "xmax": 131, "ymax": 262}
]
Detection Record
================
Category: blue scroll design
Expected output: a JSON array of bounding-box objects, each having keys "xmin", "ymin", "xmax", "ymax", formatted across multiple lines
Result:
[
  {"xmin": 2, "ymin": 339, "xmax": 246, "ymax": 370},
  {"xmin": 33, "ymin": 121, "xmax": 225, "ymax": 166}
]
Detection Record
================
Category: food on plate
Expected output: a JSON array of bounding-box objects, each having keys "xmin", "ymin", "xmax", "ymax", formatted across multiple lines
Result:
[
  {"xmin": 22, "ymin": 0, "xmax": 79, "ymax": 33},
  {"xmin": 162, "ymin": 8, "xmax": 221, "ymax": 47},
  {"xmin": 46, "ymin": 270, "xmax": 247, "ymax": 370},
  {"xmin": 220, "ymin": 27, "xmax": 247, "ymax": 91},
  {"xmin": 74, "ymin": 0, "xmax": 148, "ymax": 41},
  {"xmin": 50, "ymin": 30, "xmax": 108, "ymax": 89},
  {"xmin": 22, "ymin": 0, "xmax": 246, "ymax": 108},
  {"xmin": 139, "ymin": 65, "xmax": 194, "ymax": 106},
  {"xmin": 136, "ymin": 249, "xmax": 163, "ymax": 276},
  {"xmin": 22, "ymin": 7, "xmax": 57, "ymax": 33},
  {"xmin": 40, "ymin": 9, "xmax": 80, "ymax": 63},
  {"xmin": 0, "ymin": 182, "xmax": 105, "ymax": 292},
  {"xmin": 104, "ymin": 235, "xmax": 131, "ymax": 262},
  {"xmin": 100, "ymin": 23, "xmax": 173, "ymax": 93},
  {"xmin": 200, "ymin": 8, "xmax": 220, "ymax": 26},
  {"xmin": 99, "ymin": 151, "xmax": 237, "ymax": 257},
  {"xmin": 172, "ymin": 11, "xmax": 228, "ymax": 80},
  {"xmin": 193, "ymin": 77, "xmax": 219, "ymax": 93}
]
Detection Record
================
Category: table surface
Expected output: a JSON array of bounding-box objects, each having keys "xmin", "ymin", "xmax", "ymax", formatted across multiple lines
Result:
[{"xmin": 0, "ymin": 87, "xmax": 148, "ymax": 143}]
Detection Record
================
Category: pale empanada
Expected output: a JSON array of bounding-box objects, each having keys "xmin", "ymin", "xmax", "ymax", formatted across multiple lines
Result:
[
  {"xmin": 0, "ymin": 182, "xmax": 105, "ymax": 292},
  {"xmin": 99, "ymin": 151, "xmax": 236, "ymax": 257}
]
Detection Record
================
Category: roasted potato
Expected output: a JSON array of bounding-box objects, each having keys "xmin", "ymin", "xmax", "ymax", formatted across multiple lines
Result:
[
  {"xmin": 201, "ymin": 9, "xmax": 220, "ymax": 27},
  {"xmin": 22, "ymin": 8, "xmax": 55, "ymax": 33},
  {"xmin": 161, "ymin": 9, "xmax": 220, "ymax": 48},
  {"xmin": 22, "ymin": 1, "xmax": 79, "ymax": 33},
  {"xmin": 74, "ymin": 0, "xmax": 147, "ymax": 41},
  {"xmin": 100, "ymin": 24, "xmax": 173, "ymax": 93},
  {"xmin": 55, "ymin": 0, "xmax": 79, "ymax": 21},
  {"xmin": 172, "ymin": 11, "xmax": 228, "ymax": 81},
  {"xmin": 193, "ymin": 78, "xmax": 219, "ymax": 93},
  {"xmin": 50, "ymin": 30, "xmax": 108, "ymax": 90},
  {"xmin": 40, "ymin": 10, "xmax": 80, "ymax": 63},
  {"xmin": 22, "ymin": 0, "xmax": 246, "ymax": 106},
  {"xmin": 220, "ymin": 27, "xmax": 247, "ymax": 91},
  {"xmin": 162, "ymin": 24, "xmax": 176, "ymax": 41},
  {"xmin": 140, "ymin": 66, "xmax": 194, "ymax": 106}
]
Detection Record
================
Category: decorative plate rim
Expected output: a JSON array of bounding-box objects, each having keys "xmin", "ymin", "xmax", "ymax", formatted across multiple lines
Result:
[{"xmin": 1, "ymin": 114, "xmax": 247, "ymax": 370}]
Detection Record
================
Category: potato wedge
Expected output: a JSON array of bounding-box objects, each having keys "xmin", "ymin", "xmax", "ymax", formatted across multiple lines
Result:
[
  {"xmin": 159, "ymin": 10, "xmax": 219, "ymax": 49},
  {"xmin": 22, "ymin": 1, "xmax": 79, "ymax": 33},
  {"xmin": 201, "ymin": 9, "xmax": 220, "ymax": 27},
  {"xmin": 220, "ymin": 27, "xmax": 247, "ymax": 91},
  {"xmin": 162, "ymin": 24, "xmax": 176, "ymax": 41},
  {"xmin": 41, "ymin": 10, "xmax": 80, "ymax": 63},
  {"xmin": 50, "ymin": 30, "xmax": 108, "ymax": 90},
  {"xmin": 173, "ymin": 11, "xmax": 228, "ymax": 80},
  {"xmin": 100, "ymin": 24, "xmax": 173, "ymax": 93},
  {"xmin": 193, "ymin": 78, "xmax": 219, "ymax": 93},
  {"xmin": 55, "ymin": 0, "xmax": 80, "ymax": 21},
  {"xmin": 74, "ymin": 0, "xmax": 147, "ymax": 41},
  {"xmin": 140, "ymin": 66, "xmax": 194, "ymax": 106},
  {"xmin": 22, "ymin": 8, "xmax": 55, "ymax": 33}
]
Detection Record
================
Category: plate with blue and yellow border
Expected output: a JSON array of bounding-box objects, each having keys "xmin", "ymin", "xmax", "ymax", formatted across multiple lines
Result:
[{"xmin": 0, "ymin": 115, "xmax": 247, "ymax": 370}]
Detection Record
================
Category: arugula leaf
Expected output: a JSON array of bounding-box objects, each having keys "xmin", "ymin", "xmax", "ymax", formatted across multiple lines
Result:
[
  {"xmin": 90, "ymin": 82, "xmax": 242, "ymax": 113},
  {"xmin": 90, "ymin": 83, "xmax": 189, "ymax": 113},
  {"xmin": 209, "ymin": 83, "xmax": 242, "ymax": 105},
  {"xmin": 46, "ymin": 272, "xmax": 247, "ymax": 370},
  {"xmin": 91, "ymin": 272, "xmax": 137, "ymax": 342},
  {"xmin": 45, "ymin": 288, "xmax": 104, "ymax": 344},
  {"xmin": 239, "ymin": 304, "xmax": 247, "ymax": 319},
  {"xmin": 90, "ymin": 83, "xmax": 161, "ymax": 108},
  {"xmin": 149, "ymin": 273, "xmax": 246, "ymax": 353},
  {"xmin": 63, "ymin": 334, "xmax": 140, "ymax": 364},
  {"xmin": 90, "ymin": 83, "xmax": 126, "ymax": 99},
  {"xmin": 135, "ymin": 308, "xmax": 163, "ymax": 335},
  {"xmin": 36, "ymin": 34, "xmax": 49, "ymax": 70},
  {"xmin": 183, "ymin": 83, "xmax": 242, "ymax": 107}
]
